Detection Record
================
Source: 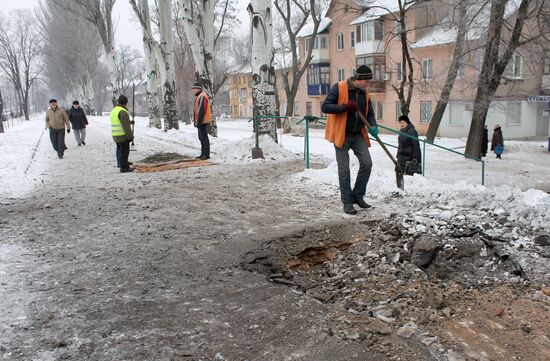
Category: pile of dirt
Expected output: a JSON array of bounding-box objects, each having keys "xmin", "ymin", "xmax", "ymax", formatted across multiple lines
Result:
[
  {"xmin": 139, "ymin": 152, "xmax": 188, "ymax": 164},
  {"xmin": 242, "ymin": 210, "xmax": 550, "ymax": 360}
]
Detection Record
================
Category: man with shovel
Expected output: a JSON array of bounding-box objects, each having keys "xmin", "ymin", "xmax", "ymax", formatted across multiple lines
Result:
[{"xmin": 322, "ymin": 65, "xmax": 379, "ymax": 215}]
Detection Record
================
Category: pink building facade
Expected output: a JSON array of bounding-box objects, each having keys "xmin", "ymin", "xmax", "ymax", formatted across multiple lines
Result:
[{"xmin": 293, "ymin": 0, "xmax": 550, "ymax": 139}]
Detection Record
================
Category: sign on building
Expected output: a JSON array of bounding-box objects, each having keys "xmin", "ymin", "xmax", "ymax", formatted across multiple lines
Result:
[{"xmin": 527, "ymin": 95, "xmax": 550, "ymax": 102}]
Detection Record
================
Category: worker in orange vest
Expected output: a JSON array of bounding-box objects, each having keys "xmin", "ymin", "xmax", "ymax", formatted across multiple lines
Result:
[
  {"xmin": 192, "ymin": 83, "xmax": 212, "ymax": 160},
  {"xmin": 322, "ymin": 65, "xmax": 379, "ymax": 215}
]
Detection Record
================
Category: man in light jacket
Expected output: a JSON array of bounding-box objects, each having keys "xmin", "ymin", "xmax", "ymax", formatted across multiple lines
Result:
[{"xmin": 45, "ymin": 99, "xmax": 71, "ymax": 159}]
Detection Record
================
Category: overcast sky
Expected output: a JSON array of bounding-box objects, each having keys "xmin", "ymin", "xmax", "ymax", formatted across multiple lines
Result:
[{"xmin": 1, "ymin": 0, "xmax": 251, "ymax": 53}]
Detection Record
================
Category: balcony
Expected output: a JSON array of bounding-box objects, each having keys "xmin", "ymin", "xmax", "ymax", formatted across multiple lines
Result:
[
  {"xmin": 309, "ymin": 48, "xmax": 331, "ymax": 64},
  {"xmin": 307, "ymin": 84, "xmax": 331, "ymax": 96},
  {"xmin": 355, "ymin": 40, "xmax": 385, "ymax": 56}
]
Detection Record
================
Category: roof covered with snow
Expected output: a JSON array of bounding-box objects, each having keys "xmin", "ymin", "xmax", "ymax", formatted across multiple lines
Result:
[
  {"xmin": 412, "ymin": 0, "xmax": 521, "ymax": 49},
  {"xmin": 350, "ymin": 0, "xmax": 415, "ymax": 25},
  {"xmin": 297, "ymin": 17, "xmax": 332, "ymax": 38}
]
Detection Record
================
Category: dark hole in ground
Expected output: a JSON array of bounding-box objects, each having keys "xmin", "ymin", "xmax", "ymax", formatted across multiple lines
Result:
[{"xmin": 139, "ymin": 152, "xmax": 189, "ymax": 164}]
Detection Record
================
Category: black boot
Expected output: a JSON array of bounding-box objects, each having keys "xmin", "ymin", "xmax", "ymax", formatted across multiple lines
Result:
[
  {"xmin": 354, "ymin": 198, "xmax": 372, "ymax": 209},
  {"xmin": 343, "ymin": 204, "xmax": 357, "ymax": 215}
]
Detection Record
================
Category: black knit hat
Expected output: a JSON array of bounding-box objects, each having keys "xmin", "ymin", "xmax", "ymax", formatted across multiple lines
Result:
[
  {"xmin": 354, "ymin": 65, "xmax": 373, "ymax": 80},
  {"xmin": 192, "ymin": 82, "xmax": 202, "ymax": 89},
  {"xmin": 49, "ymin": 98, "xmax": 57, "ymax": 104},
  {"xmin": 72, "ymin": 100, "xmax": 79, "ymax": 105},
  {"xmin": 117, "ymin": 95, "xmax": 128, "ymax": 105},
  {"xmin": 398, "ymin": 115, "xmax": 411, "ymax": 124}
]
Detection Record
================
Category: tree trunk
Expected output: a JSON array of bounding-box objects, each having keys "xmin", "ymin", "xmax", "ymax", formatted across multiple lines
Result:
[
  {"xmin": 159, "ymin": 0, "xmax": 179, "ymax": 130},
  {"xmin": 106, "ymin": 49, "xmax": 119, "ymax": 106},
  {"xmin": 179, "ymin": 0, "xmax": 218, "ymax": 137},
  {"xmin": 465, "ymin": 0, "xmax": 529, "ymax": 158},
  {"xmin": 426, "ymin": 2, "xmax": 468, "ymax": 143},
  {"xmin": 248, "ymin": 0, "xmax": 277, "ymax": 142},
  {"xmin": 0, "ymin": 89, "xmax": 4, "ymax": 133}
]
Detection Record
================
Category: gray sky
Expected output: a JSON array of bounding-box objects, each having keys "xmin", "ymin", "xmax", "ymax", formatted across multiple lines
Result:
[{"xmin": 1, "ymin": 0, "xmax": 251, "ymax": 54}]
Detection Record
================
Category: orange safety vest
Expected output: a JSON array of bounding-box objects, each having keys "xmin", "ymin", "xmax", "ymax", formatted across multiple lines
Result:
[
  {"xmin": 325, "ymin": 80, "xmax": 371, "ymax": 148},
  {"xmin": 193, "ymin": 91, "xmax": 213, "ymax": 126}
]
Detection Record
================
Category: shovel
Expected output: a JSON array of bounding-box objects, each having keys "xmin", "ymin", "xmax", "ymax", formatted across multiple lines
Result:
[{"xmin": 356, "ymin": 111, "xmax": 404, "ymax": 190}]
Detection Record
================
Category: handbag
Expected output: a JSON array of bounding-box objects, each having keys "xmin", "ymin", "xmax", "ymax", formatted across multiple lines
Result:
[
  {"xmin": 495, "ymin": 145, "xmax": 504, "ymax": 155},
  {"xmin": 404, "ymin": 159, "xmax": 422, "ymax": 175}
]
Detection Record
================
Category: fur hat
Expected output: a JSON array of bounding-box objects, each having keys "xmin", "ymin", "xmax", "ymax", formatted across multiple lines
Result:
[
  {"xmin": 192, "ymin": 83, "xmax": 202, "ymax": 89},
  {"xmin": 398, "ymin": 115, "xmax": 411, "ymax": 124}
]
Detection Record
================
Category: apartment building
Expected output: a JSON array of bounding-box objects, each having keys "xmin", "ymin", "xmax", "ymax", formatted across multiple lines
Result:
[{"xmin": 293, "ymin": 0, "xmax": 550, "ymax": 139}]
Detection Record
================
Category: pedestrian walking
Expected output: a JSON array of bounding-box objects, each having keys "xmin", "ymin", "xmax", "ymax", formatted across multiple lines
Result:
[
  {"xmin": 396, "ymin": 115, "xmax": 422, "ymax": 175},
  {"xmin": 481, "ymin": 125, "xmax": 489, "ymax": 158},
  {"xmin": 109, "ymin": 95, "xmax": 134, "ymax": 173},
  {"xmin": 491, "ymin": 124, "xmax": 504, "ymax": 159},
  {"xmin": 321, "ymin": 65, "xmax": 379, "ymax": 215},
  {"xmin": 192, "ymin": 83, "xmax": 211, "ymax": 160},
  {"xmin": 45, "ymin": 99, "xmax": 71, "ymax": 159},
  {"xmin": 68, "ymin": 100, "xmax": 88, "ymax": 146}
]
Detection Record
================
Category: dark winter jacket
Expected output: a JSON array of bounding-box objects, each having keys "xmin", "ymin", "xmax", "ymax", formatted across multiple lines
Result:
[
  {"xmin": 481, "ymin": 127, "xmax": 489, "ymax": 156},
  {"xmin": 68, "ymin": 107, "xmax": 88, "ymax": 130},
  {"xmin": 321, "ymin": 78, "xmax": 376, "ymax": 135},
  {"xmin": 491, "ymin": 127, "xmax": 503, "ymax": 150},
  {"xmin": 397, "ymin": 123, "xmax": 421, "ymax": 170}
]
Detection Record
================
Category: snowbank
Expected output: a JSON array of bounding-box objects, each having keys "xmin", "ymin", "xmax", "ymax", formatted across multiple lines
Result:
[
  {"xmin": 293, "ymin": 161, "xmax": 550, "ymax": 232},
  {"xmin": 0, "ymin": 116, "xmax": 49, "ymax": 199},
  {"xmin": 213, "ymin": 134, "xmax": 302, "ymax": 163}
]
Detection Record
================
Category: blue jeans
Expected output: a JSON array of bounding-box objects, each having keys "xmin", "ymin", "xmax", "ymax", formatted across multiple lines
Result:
[{"xmin": 334, "ymin": 133, "xmax": 372, "ymax": 205}]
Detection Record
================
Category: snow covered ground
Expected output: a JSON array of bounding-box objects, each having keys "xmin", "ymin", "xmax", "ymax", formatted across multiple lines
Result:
[{"xmin": 1, "ymin": 115, "xmax": 549, "ymax": 231}]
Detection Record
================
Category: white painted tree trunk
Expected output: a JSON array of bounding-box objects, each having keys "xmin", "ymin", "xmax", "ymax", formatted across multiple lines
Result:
[
  {"xmin": 106, "ymin": 48, "xmax": 119, "ymax": 105},
  {"xmin": 137, "ymin": 0, "xmax": 161, "ymax": 128},
  {"xmin": 179, "ymin": 0, "xmax": 218, "ymax": 137},
  {"xmin": 248, "ymin": 0, "xmax": 277, "ymax": 141},
  {"xmin": 158, "ymin": 0, "xmax": 179, "ymax": 130}
]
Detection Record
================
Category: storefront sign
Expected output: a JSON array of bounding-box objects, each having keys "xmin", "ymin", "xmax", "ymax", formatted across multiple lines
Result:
[{"xmin": 527, "ymin": 96, "xmax": 550, "ymax": 102}]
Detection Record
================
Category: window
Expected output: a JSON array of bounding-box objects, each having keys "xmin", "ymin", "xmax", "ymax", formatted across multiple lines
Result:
[
  {"xmin": 377, "ymin": 102, "xmax": 383, "ymax": 121},
  {"xmin": 506, "ymin": 53, "xmax": 522, "ymax": 79},
  {"xmin": 320, "ymin": 35, "xmax": 328, "ymax": 49},
  {"xmin": 506, "ymin": 102, "xmax": 521, "ymax": 125},
  {"xmin": 395, "ymin": 101, "xmax": 402, "ymax": 121},
  {"xmin": 338, "ymin": 68, "xmax": 345, "ymax": 81},
  {"xmin": 239, "ymin": 89, "xmax": 247, "ymax": 103},
  {"xmin": 456, "ymin": 62, "xmax": 465, "ymax": 79},
  {"xmin": 350, "ymin": 31, "xmax": 355, "ymax": 48},
  {"xmin": 337, "ymin": 33, "xmax": 344, "ymax": 50},
  {"xmin": 306, "ymin": 101, "xmax": 312, "ymax": 116},
  {"xmin": 420, "ymin": 101, "xmax": 433, "ymax": 123},
  {"xmin": 294, "ymin": 102, "xmax": 299, "ymax": 116},
  {"xmin": 356, "ymin": 20, "xmax": 383, "ymax": 42},
  {"xmin": 393, "ymin": 21, "xmax": 402, "ymax": 35},
  {"xmin": 422, "ymin": 58, "xmax": 433, "ymax": 80},
  {"xmin": 306, "ymin": 64, "xmax": 330, "ymax": 85},
  {"xmin": 544, "ymin": 50, "xmax": 550, "ymax": 74},
  {"xmin": 351, "ymin": 67, "xmax": 356, "ymax": 78},
  {"xmin": 396, "ymin": 62, "xmax": 403, "ymax": 81},
  {"xmin": 232, "ymin": 76, "xmax": 238, "ymax": 85}
]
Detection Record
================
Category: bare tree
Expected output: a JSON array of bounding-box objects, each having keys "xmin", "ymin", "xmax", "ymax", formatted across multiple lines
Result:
[
  {"xmin": 274, "ymin": 0, "xmax": 321, "ymax": 117},
  {"xmin": 129, "ymin": 0, "xmax": 162, "ymax": 128},
  {"xmin": 38, "ymin": 0, "xmax": 102, "ymax": 114},
  {"xmin": 248, "ymin": 0, "xmax": 277, "ymax": 141},
  {"xmin": 178, "ymin": 0, "xmax": 238, "ymax": 136},
  {"xmin": 52, "ymin": 0, "xmax": 119, "ymax": 105},
  {"xmin": 114, "ymin": 45, "xmax": 144, "ymax": 96},
  {"xmin": 0, "ymin": 88, "xmax": 4, "ymax": 133},
  {"xmin": 0, "ymin": 11, "xmax": 44, "ymax": 120},
  {"xmin": 158, "ymin": 0, "xmax": 179, "ymax": 129},
  {"xmin": 465, "ymin": 0, "xmax": 546, "ymax": 157},
  {"xmin": 425, "ymin": 0, "xmax": 470, "ymax": 142}
]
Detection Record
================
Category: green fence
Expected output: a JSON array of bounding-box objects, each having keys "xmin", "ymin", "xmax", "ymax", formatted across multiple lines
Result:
[{"xmin": 297, "ymin": 116, "xmax": 486, "ymax": 186}]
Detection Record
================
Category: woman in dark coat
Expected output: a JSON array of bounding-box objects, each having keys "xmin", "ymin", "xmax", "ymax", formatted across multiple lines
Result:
[
  {"xmin": 481, "ymin": 125, "xmax": 489, "ymax": 157},
  {"xmin": 491, "ymin": 124, "xmax": 504, "ymax": 159},
  {"xmin": 68, "ymin": 100, "xmax": 88, "ymax": 146},
  {"xmin": 397, "ymin": 115, "xmax": 422, "ymax": 175}
]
